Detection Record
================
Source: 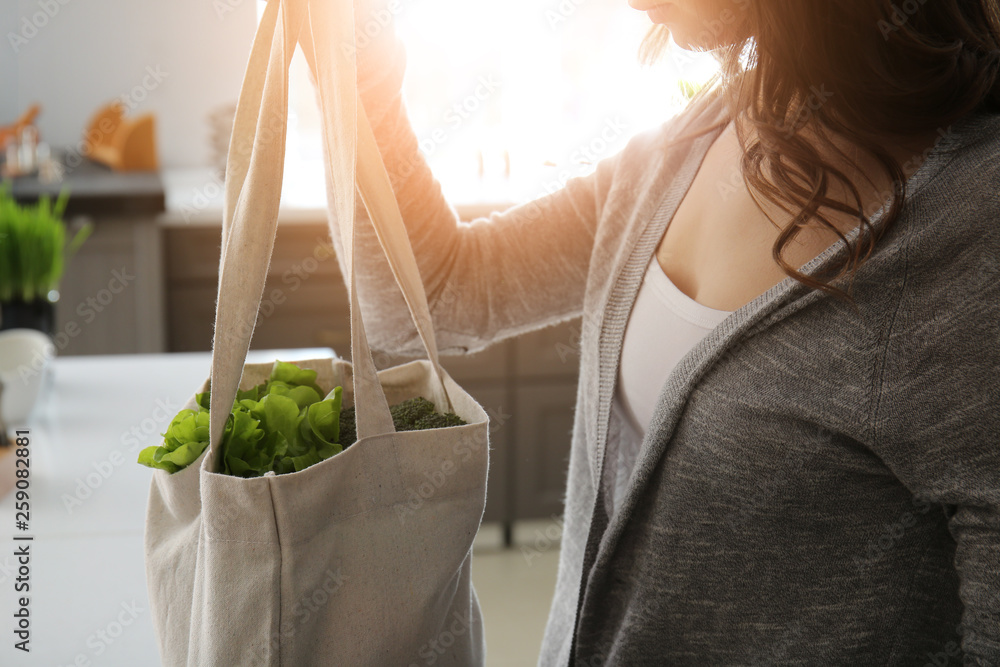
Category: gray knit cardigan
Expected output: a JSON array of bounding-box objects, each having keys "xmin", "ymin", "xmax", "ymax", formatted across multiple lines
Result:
[{"xmin": 339, "ymin": 35, "xmax": 1000, "ymax": 667}]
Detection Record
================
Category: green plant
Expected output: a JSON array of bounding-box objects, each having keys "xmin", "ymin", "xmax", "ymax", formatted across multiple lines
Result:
[{"xmin": 0, "ymin": 183, "xmax": 90, "ymax": 303}]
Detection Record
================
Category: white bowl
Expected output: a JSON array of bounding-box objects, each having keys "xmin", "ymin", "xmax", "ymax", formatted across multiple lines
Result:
[{"xmin": 0, "ymin": 328, "xmax": 55, "ymax": 425}]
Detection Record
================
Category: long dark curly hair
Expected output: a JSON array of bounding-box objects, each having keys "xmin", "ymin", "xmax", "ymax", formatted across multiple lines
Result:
[{"xmin": 641, "ymin": 0, "xmax": 1000, "ymax": 305}]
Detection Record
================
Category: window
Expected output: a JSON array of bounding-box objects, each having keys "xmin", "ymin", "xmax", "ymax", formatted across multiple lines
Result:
[{"xmin": 260, "ymin": 0, "xmax": 719, "ymax": 207}]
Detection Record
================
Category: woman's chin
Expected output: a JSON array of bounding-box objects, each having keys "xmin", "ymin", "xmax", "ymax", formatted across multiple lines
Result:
[
  {"xmin": 668, "ymin": 32, "xmax": 709, "ymax": 52},
  {"xmin": 670, "ymin": 29, "xmax": 733, "ymax": 52}
]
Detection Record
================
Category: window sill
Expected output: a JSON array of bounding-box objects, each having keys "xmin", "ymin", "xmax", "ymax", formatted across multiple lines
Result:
[{"xmin": 158, "ymin": 165, "xmax": 519, "ymax": 227}]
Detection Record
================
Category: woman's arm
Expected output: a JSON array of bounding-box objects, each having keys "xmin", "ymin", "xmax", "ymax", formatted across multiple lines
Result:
[{"xmin": 320, "ymin": 3, "xmax": 622, "ymax": 357}]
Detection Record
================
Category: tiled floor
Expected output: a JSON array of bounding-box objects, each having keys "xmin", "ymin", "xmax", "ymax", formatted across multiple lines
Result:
[{"xmin": 472, "ymin": 521, "xmax": 563, "ymax": 667}]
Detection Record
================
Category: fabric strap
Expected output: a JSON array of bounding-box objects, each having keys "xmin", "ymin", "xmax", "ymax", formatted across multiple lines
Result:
[{"xmin": 210, "ymin": 0, "xmax": 452, "ymax": 457}]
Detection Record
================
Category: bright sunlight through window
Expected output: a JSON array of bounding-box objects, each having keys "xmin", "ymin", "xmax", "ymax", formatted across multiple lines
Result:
[{"xmin": 259, "ymin": 0, "xmax": 719, "ymax": 207}]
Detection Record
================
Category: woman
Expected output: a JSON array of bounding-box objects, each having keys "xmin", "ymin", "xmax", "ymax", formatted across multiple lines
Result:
[{"xmin": 338, "ymin": 0, "xmax": 1000, "ymax": 663}]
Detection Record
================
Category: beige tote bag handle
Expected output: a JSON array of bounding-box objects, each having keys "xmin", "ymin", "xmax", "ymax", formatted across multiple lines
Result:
[{"xmin": 210, "ymin": 0, "xmax": 452, "ymax": 458}]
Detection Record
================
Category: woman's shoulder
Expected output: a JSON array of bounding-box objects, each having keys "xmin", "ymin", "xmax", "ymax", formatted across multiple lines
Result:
[
  {"xmin": 935, "ymin": 109, "xmax": 1000, "ymax": 181},
  {"xmin": 906, "ymin": 110, "xmax": 1000, "ymax": 243},
  {"xmin": 891, "ymin": 111, "xmax": 1000, "ymax": 339}
]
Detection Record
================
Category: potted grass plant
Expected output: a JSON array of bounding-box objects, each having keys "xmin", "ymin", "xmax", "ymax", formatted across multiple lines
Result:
[{"xmin": 0, "ymin": 184, "xmax": 91, "ymax": 335}]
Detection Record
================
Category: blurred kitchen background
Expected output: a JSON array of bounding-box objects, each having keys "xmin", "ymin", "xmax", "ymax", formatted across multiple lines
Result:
[{"xmin": 0, "ymin": 0, "xmax": 717, "ymax": 664}]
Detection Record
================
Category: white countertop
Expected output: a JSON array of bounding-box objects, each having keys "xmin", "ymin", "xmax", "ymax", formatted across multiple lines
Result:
[{"xmin": 0, "ymin": 348, "xmax": 335, "ymax": 666}]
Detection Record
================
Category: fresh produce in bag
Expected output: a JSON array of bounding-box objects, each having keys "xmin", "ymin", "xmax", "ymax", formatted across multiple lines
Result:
[{"xmin": 137, "ymin": 359, "xmax": 467, "ymax": 476}]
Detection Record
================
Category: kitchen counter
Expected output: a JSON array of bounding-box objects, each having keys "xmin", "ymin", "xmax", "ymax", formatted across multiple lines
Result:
[{"xmin": 8, "ymin": 153, "xmax": 165, "ymax": 219}]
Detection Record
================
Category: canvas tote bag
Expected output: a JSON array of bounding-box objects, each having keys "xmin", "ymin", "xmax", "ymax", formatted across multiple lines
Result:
[{"xmin": 143, "ymin": 0, "xmax": 490, "ymax": 664}]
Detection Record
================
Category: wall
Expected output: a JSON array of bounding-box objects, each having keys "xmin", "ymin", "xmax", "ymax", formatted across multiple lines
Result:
[{"xmin": 1, "ymin": 0, "xmax": 257, "ymax": 168}]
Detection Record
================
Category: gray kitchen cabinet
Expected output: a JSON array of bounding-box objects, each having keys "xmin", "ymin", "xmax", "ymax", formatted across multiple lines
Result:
[
  {"xmin": 165, "ymin": 225, "xmax": 347, "ymax": 352},
  {"xmin": 52, "ymin": 216, "xmax": 166, "ymax": 355},
  {"xmin": 513, "ymin": 318, "xmax": 583, "ymax": 378},
  {"xmin": 460, "ymin": 384, "xmax": 512, "ymax": 525},
  {"xmin": 508, "ymin": 322, "xmax": 580, "ymax": 522},
  {"xmin": 511, "ymin": 382, "xmax": 577, "ymax": 521}
]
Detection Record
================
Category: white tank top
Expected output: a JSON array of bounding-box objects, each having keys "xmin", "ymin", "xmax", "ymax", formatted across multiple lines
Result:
[{"xmin": 615, "ymin": 255, "xmax": 734, "ymax": 441}]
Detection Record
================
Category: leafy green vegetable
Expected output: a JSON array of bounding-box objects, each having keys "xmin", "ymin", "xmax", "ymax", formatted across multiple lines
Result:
[
  {"xmin": 336, "ymin": 397, "xmax": 466, "ymax": 447},
  {"xmin": 137, "ymin": 408, "xmax": 211, "ymax": 474},
  {"xmin": 389, "ymin": 396, "xmax": 436, "ymax": 427},
  {"xmin": 138, "ymin": 360, "xmax": 467, "ymax": 476},
  {"xmin": 389, "ymin": 397, "xmax": 465, "ymax": 431},
  {"xmin": 413, "ymin": 411, "xmax": 467, "ymax": 430},
  {"xmin": 338, "ymin": 406, "xmax": 356, "ymax": 449}
]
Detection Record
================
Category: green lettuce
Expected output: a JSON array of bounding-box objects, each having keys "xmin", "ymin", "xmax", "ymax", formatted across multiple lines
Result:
[
  {"xmin": 136, "ymin": 408, "xmax": 211, "ymax": 474},
  {"xmin": 138, "ymin": 359, "xmax": 467, "ymax": 477},
  {"xmin": 138, "ymin": 360, "xmax": 343, "ymax": 477}
]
